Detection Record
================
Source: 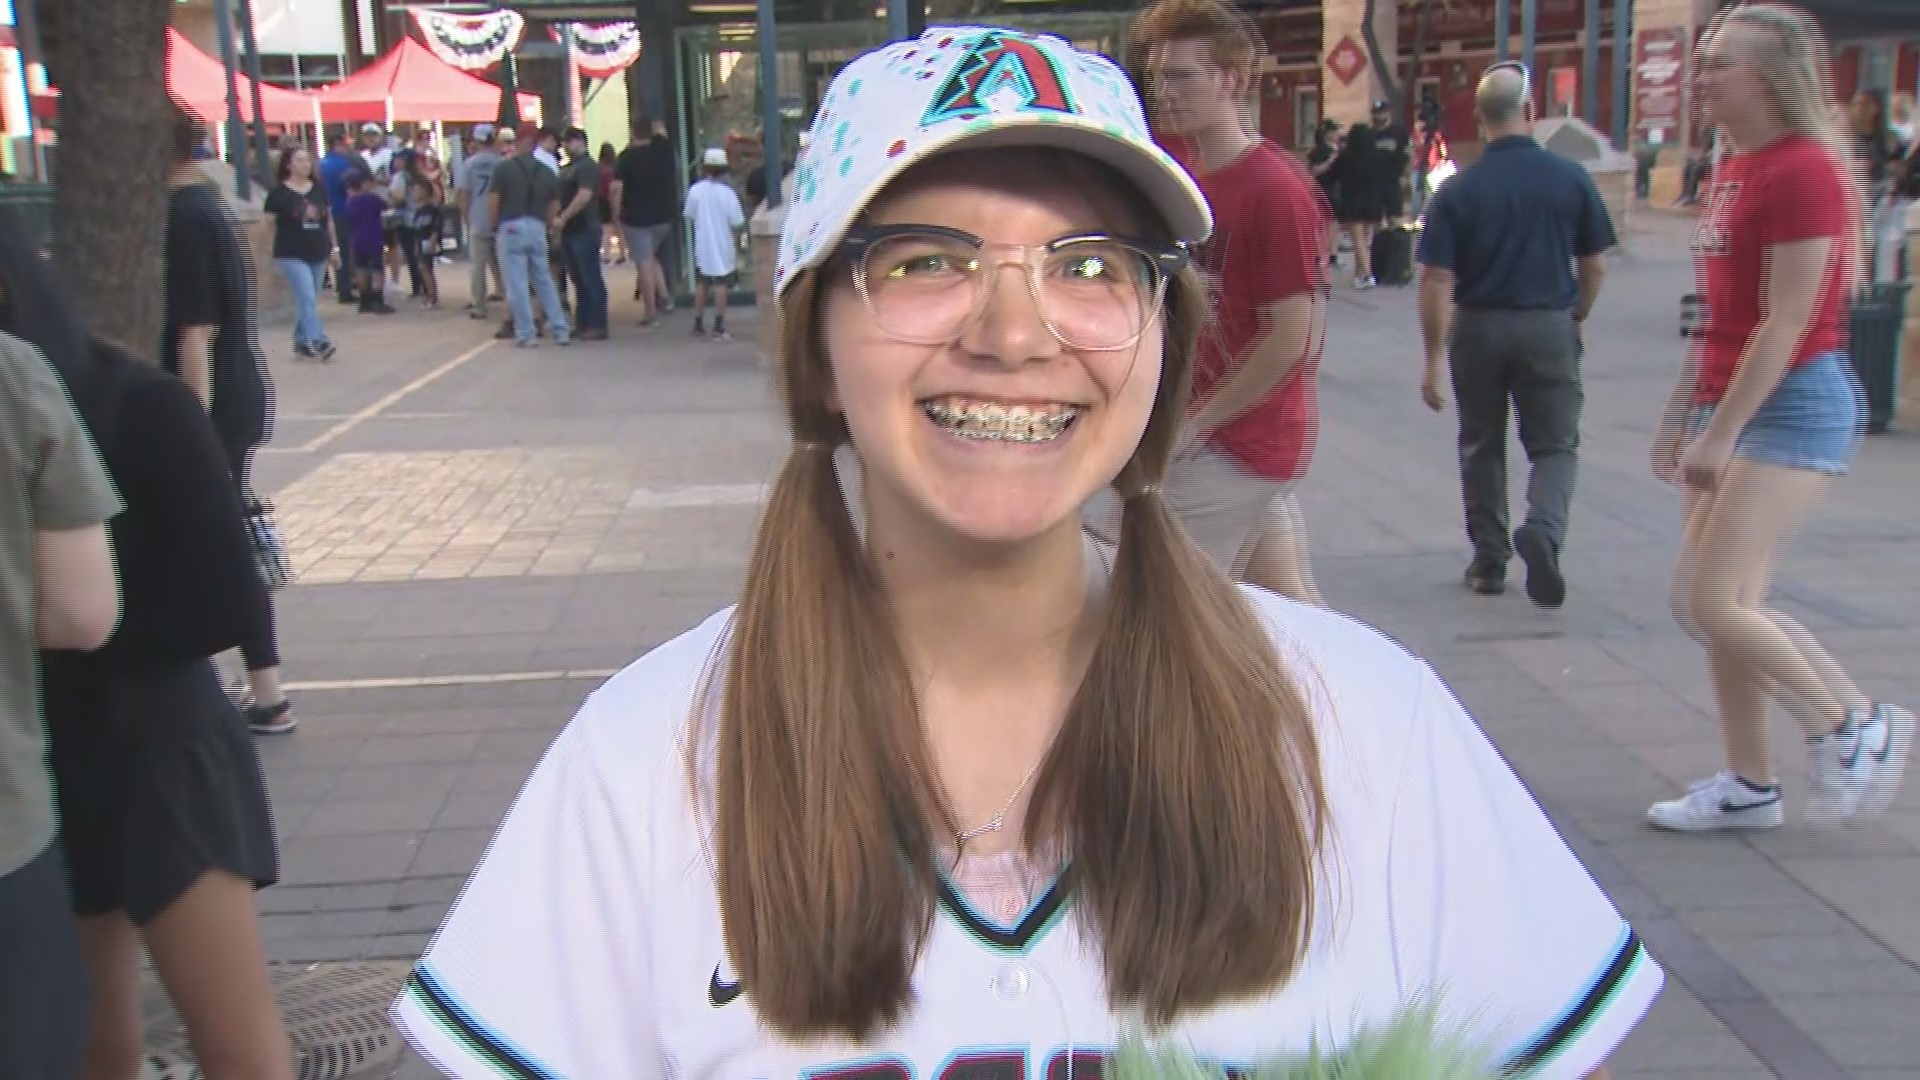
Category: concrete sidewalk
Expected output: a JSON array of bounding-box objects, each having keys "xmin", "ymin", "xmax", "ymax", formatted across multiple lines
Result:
[{"xmin": 136, "ymin": 229, "xmax": 1919, "ymax": 1079}]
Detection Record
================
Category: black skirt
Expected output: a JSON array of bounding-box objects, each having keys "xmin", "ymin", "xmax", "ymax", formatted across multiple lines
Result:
[{"xmin": 47, "ymin": 658, "xmax": 279, "ymax": 924}]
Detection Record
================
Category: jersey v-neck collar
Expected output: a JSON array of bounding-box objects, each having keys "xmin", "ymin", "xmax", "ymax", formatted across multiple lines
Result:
[{"xmin": 933, "ymin": 862, "xmax": 1070, "ymax": 953}]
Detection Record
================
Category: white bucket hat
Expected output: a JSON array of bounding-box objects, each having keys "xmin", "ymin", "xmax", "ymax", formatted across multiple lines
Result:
[
  {"xmin": 774, "ymin": 26, "xmax": 1211, "ymax": 301},
  {"xmin": 703, "ymin": 146, "xmax": 729, "ymax": 168}
]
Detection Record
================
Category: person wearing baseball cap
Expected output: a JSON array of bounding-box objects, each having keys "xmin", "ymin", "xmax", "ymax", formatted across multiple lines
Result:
[
  {"xmin": 391, "ymin": 27, "xmax": 1658, "ymax": 1080},
  {"xmin": 455, "ymin": 125, "xmax": 508, "ymax": 317},
  {"xmin": 1369, "ymin": 98, "xmax": 1413, "ymax": 223},
  {"xmin": 554, "ymin": 127, "xmax": 609, "ymax": 339},
  {"xmin": 683, "ymin": 146, "xmax": 745, "ymax": 339}
]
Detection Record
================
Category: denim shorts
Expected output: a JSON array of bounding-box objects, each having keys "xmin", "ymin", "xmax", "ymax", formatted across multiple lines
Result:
[{"xmin": 1687, "ymin": 352, "xmax": 1865, "ymax": 475}]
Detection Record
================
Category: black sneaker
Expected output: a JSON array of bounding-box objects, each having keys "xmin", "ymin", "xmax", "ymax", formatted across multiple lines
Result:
[
  {"xmin": 1463, "ymin": 562, "xmax": 1507, "ymax": 595},
  {"xmin": 246, "ymin": 698, "xmax": 298, "ymax": 735},
  {"xmin": 1513, "ymin": 523, "xmax": 1566, "ymax": 608}
]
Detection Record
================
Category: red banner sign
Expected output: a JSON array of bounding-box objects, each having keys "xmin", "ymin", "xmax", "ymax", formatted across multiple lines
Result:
[{"xmin": 1634, "ymin": 26, "xmax": 1689, "ymax": 137}]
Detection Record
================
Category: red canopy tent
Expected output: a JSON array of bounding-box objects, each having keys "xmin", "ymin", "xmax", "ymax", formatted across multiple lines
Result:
[
  {"xmin": 31, "ymin": 29, "xmax": 321, "ymax": 126},
  {"xmin": 167, "ymin": 28, "xmax": 319, "ymax": 125},
  {"xmin": 315, "ymin": 37, "xmax": 541, "ymax": 125}
]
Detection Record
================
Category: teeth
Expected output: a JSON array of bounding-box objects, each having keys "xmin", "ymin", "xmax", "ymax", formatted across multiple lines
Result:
[{"xmin": 922, "ymin": 400, "xmax": 1081, "ymax": 443}]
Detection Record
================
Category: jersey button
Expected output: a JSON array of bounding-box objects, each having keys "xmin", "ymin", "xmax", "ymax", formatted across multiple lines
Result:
[{"xmin": 991, "ymin": 962, "xmax": 1030, "ymax": 1001}]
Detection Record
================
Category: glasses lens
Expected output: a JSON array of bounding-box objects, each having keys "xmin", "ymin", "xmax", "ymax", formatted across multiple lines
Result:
[
  {"xmin": 1039, "ymin": 240, "xmax": 1161, "ymax": 350},
  {"xmin": 857, "ymin": 232, "xmax": 1166, "ymax": 350},
  {"xmin": 859, "ymin": 232, "xmax": 983, "ymax": 345}
]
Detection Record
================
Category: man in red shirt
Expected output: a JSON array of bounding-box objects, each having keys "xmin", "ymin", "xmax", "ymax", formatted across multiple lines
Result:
[{"xmin": 1090, "ymin": 0, "xmax": 1329, "ymax": 604}]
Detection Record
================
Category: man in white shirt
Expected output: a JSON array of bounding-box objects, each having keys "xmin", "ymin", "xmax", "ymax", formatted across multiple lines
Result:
[{"xmin": 683, "ymin": 147, "xmax": 745, "ymax": 341}]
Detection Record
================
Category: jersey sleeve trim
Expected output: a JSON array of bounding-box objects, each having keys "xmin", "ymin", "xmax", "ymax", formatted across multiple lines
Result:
[
  {"xmin": 1498, "ymin": 927, "xmax": 1661, "ymax": 1078},
  {"xmin": 393, "ymin": 963, "xmax": 565, "ymax": 1080}
]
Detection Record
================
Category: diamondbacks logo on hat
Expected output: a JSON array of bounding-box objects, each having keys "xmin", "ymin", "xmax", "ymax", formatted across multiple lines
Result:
[{"xmin": 922, "ymin": 30, "xmax": 1078, "ymax": 127}]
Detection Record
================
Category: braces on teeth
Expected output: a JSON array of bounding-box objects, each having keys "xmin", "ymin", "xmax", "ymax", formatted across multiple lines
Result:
[{"xmin": 923, "ymin": 401, "xmax": 1080, "ymax": 443}]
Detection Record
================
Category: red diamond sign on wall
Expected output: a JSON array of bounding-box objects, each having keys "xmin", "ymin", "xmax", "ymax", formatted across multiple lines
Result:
[{"xmin": 1326, "ymin": 36, "xmax": 1367, "ymax": 86}]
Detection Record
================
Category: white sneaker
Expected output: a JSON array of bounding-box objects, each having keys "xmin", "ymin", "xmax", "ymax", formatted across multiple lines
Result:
[
  {"xmin": 1806, "ymin": 705, "xmax": 1914, "ymax": 825},
  {"xmin": 1648, "ymin": 771, "xmax": 1784, "ymax": 832}
]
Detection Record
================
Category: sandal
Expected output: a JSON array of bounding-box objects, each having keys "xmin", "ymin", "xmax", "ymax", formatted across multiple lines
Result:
[{"xmin": 246, "ymin": 699, "xmax": 298, "ymax": 736}]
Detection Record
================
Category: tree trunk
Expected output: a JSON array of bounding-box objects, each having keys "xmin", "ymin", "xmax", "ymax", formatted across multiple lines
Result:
[
  {"xmin": 46, "ymin": 0, "xmax": 176, "ymax": 362},
  {"xmin": 1405, "ymin": 0, "xmax": 1435, "ymax": 126},
  {"xmin": 1359, "ymin": 0, "xmax": 1405, "ymax": 125}
]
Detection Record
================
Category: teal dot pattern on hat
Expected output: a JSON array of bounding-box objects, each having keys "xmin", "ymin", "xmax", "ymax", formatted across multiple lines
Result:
[{"xmin": 776, "ymin": 26, "xmax": 1175, "ymax": 297}]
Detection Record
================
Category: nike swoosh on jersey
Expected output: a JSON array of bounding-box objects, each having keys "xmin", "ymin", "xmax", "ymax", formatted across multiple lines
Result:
[{"xmin": 709, "ymin": 964, "xmax": 743, "ymax": 1007}]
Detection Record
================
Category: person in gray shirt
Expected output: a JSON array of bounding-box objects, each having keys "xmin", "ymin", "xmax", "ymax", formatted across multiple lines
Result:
[
  {"xmin": 457, "ymin": 125, "xmax": 510, "ymax": 319},
  {"xmin": 489, "ymin": 128, "xmax": 569, "ymax": 348}
]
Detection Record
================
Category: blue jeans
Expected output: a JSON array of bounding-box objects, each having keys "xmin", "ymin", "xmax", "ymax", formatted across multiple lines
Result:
[
  {"xmin": 274, "ymin": 258, "xmax": 327, "ymax": 348},
  {"xmin": 497, "ymin": 217, "xmax": 570, "ymax": 344},
  {"xmin": 562, "ymin": 229, "xmax": 607, "ymax": 333}
]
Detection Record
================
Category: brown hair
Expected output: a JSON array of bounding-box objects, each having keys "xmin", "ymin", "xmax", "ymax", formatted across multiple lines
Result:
[
  {"xmin": 273, "ymin": 142, "xmax": 308, "ymax": 185},
  {"xmin": 697, "ymin": 151, "xmax": 1327, "ymax": 1040},
  {"xmin": 1128, "ymin": 0, "xmax": 1261, "ymax": 83},
  {"xmin": 170, "ymin": 104, "xmax": 204, "ymax": 168}
]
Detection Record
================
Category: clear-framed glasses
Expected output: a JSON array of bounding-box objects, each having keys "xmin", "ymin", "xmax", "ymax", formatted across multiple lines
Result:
[{"xmin": 840, "ymin": 224, "xmax": 1190, "ymax": 352}]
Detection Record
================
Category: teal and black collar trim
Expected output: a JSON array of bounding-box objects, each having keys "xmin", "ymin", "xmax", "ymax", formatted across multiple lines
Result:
[
  {"xmin": 933, "ymin": 869, "xmax": 1069, "ymax": 953},
  {"xmin": 405, "ymin": 965, "xmax": 561, "ymax": 1080},
  {"xmin": 1500, "ymin": 930, "xmax": 1648, "ymax": 1077}
]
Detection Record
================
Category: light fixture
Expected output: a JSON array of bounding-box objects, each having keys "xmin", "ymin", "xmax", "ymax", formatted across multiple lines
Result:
[{"xmin": 690, "ymin": 2, "xmax": 760, "ymax": 13}]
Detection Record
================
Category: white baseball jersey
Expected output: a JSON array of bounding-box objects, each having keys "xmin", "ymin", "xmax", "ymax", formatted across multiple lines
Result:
[{"xmin": 393, "ymin": 588, "xmax": 1661, "ymax": 1079}]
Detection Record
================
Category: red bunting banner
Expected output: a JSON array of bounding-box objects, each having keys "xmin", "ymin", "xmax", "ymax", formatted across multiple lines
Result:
[
  {"xmin": 411, "ymin": 9, "xmax": 526, "ymax": 72},
  {"xmin": 553, "ymin": 22, "xmax": 643, "ymax": 80}
]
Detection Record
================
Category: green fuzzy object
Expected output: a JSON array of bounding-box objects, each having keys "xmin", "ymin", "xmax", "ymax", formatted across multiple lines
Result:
[{"xmin": 1110, "ymin": 1006, "xmax": 1499, "ymax": 1080}]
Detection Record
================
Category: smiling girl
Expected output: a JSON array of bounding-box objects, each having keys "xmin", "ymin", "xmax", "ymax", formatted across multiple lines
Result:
[{"xmin": 394, "ymin": 28, "xmax": 1658, "ymax": 1080}]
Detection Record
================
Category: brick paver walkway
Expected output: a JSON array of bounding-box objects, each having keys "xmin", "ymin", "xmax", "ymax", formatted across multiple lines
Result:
[{"xmin": 136, "ymin": 217, "xmax": 1920, "ymax": 1079}]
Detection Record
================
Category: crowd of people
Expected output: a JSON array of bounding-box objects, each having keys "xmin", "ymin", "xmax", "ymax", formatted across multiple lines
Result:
[{"xmin": 0, "ymin": 2, "xmax": 1911, "ymax": 1078}]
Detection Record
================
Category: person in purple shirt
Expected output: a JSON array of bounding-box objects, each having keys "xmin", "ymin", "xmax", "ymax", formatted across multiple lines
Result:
[{"xmin": 343, "ymin": 173, "xmax": 395, "ymax": 315}]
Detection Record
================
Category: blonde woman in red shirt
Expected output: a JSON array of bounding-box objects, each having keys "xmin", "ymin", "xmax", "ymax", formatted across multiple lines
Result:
[{"xmin": 1648, "ymin": 3, "xmax": 1912, "ymax": 833}]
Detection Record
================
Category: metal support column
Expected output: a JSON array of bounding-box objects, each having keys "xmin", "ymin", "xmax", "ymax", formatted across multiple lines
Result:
[
  {"xmin": 1611, "ymin": 0, "xmax": 1630, "ymax": 149},
  {"xmin": 1496, "ymin": 0, "xmax": 1510, "ymax": 63},
  {"xmin": 236, "ymin": 0, "xmax": 274, "ymax": 187},
  {"xmin": 1583, "ymin": 0, "xmax": 1600, "ymax": 123},
  {"xmin": 211, "ymin": 0, "xmax": 250, "ymax": 199},
  {"xmin": 888, "ymin": 0, "xmax": 910, "ymax": 43},
  {"xmin": 634, "ymin": 0, "xmax": 675, "ymax": 124},
  {"xmin": 1522, "ymin": 0, "xmax": 1538, "ymax": 90},
  {"xmin": 759, "ymin": 0, "xmax": 782, "ymax": 209},
  {"xmin": 13, "ymin": 0, "xmax": 45, "ymax": 180}
]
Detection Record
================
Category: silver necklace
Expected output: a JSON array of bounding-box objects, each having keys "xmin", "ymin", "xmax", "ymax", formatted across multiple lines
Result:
[{"xmin": 955, "ymin": 753, "xmax": 1048, "ymax": 847}]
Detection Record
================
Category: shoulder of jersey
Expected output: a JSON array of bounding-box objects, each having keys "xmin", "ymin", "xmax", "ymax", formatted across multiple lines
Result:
[
  {"xmin": 564, "ymin": 606, "xmax": 737, "ymax": 779},
  {"xmin": 1233, "ymin": 584, "xmax": 1438, "ymax": 769}
]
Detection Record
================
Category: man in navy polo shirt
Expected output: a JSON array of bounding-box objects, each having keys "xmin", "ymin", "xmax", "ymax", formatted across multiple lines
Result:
[{"xmin": 1417, "ymin": 62, "xmax": 1614, "ymax": 608}]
